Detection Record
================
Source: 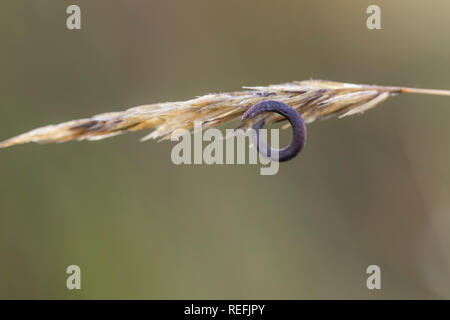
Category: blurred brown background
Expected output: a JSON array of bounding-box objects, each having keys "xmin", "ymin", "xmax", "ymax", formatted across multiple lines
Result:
[{"xmin": 1, "ymin": 0, "xmax": 450, "ymax": 299}]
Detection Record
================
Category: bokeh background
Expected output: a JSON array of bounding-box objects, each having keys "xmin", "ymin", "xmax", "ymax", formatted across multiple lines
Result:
[{"xmin": 1, "ymin": 0, "xmax": 450, "ymax": 299}]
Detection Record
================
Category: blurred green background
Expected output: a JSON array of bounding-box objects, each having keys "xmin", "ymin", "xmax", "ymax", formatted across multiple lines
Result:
[{"xmin": 1, "ymin": 0, "xmax": 450, "ymax": 299}]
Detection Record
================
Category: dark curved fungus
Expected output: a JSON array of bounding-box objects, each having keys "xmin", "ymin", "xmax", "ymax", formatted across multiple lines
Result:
[{"xmin": 241, "ymin": 100, "xmax": 307, "ymax": 162}]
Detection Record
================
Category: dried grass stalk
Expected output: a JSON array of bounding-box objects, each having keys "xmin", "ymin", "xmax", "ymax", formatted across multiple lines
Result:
[{"xmin": 1, "ymin": 80, "xmax": 450, "ymax": 149}]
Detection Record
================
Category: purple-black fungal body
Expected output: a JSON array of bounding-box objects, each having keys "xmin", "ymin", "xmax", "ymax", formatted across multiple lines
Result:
[{"xmin": 241, "ymin": 100, "xmax": 307, "ymax": 162}]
